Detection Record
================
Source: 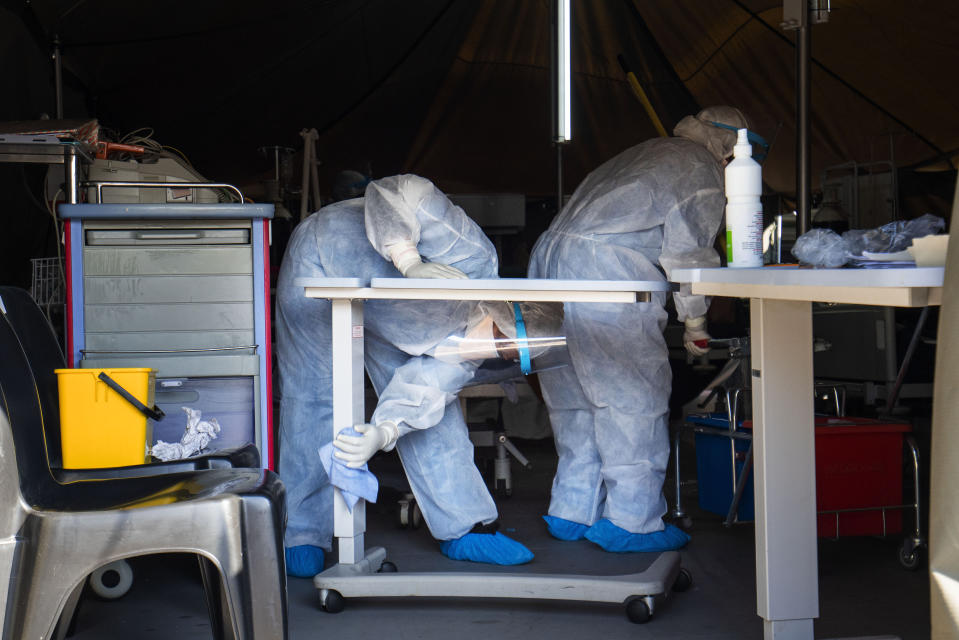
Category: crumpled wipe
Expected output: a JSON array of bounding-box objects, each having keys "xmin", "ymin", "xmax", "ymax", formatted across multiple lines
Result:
[
  {"xmin": 318, "ymin": 427, "xmax": 378, "ymax": 512},
  {"xmin": 152, "ymin": 407, "xmax": 220, "ymax": 461}
]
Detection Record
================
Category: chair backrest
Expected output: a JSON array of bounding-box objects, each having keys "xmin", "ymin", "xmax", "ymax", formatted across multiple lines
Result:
[
  {"xmin": 0, "ymin": 409, "xmax": 28, "ymax": 538},
  {"xmin": 0, "ymin": 287, "xmax": 66, "ymax": 468},
  {"xmin": 0, "ymin": 298, "xmax": 61, "ymax": 504}
]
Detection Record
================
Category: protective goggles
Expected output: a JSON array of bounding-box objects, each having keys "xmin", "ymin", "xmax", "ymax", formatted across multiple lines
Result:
[{"xmin": 707, "ymin": 121, "xmax": 770, "ymax": 163}]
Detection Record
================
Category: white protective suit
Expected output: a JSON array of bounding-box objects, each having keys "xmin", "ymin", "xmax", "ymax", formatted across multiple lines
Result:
[
  {"xmin": 277, "ymin": 175, "xmax": 500, "ymax": 549},
  {"xmin": 528, "ymin": 106, "xmax": 748, "ymax": 534}
]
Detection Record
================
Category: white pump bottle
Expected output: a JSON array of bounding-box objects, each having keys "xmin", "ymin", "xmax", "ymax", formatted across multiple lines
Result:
[{"xmin": 724, "ymin": 128, "xmax": 764, "ymax": 268}]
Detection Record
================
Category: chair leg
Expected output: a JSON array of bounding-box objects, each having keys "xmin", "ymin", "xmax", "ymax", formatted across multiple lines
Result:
[
  {"xmin": 214, "ymin": 555, "xmax": 287, "ymax": 640},
  {"xmin": 51, "ymin": 581, "xmax": 85, "ymax": 640},
  {"xmin": 205, "ymin": 502, "xmax": 288, "ymax": 640},
  {"xmin": 15, "ymin": 574, "xmax": 87, "ymax": 640},
  {"xmin": 198, "ymin": 555, "xmax": 232, "ymax": 640},
  {"xmin": 30, "ymin": 497, "xmax": 287, "ymax": 640}
]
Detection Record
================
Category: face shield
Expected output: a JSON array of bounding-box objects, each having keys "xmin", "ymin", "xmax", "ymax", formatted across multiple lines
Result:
[
  {"xmin": 706, "ymin": 121, "xmax": 770, "ymax": 163},
  {"xmin": 674, "ymin": 105, "xmax": 758, "ymax": 163},
  {"xmin": 432, "ymin": 301, "xmax": 568, "ymax": 375}
]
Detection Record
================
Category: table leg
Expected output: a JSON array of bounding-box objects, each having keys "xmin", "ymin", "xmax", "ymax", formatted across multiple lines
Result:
[
  {"xmin": 750, "ymin": 298, "xmax": 819, "ymax": 639},
  {"xmin": 331, "ymin": 299, "xmax": 366, "ymax": 564}
]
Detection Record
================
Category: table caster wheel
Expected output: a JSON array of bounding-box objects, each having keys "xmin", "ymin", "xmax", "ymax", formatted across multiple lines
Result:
[
  {"xmin": 89, "ymin": 559, "xmax": 134, "ymax": 600},
  {"xmin": 672, "ymin": 568, "xmax": 693, "ymax": 592},
  {"xmin": 398, "ymin": 495, "xmax": 422, "ymax": 529},
  {"xmin": 625, "ymin": 596, "xmax": 652, "ymax": 623},
  {"xmin": 320, "ymin": 589, "xmax": 345, "ymax": 613},
  {"xmin": 899, "ymin": 542, "xmax": 921, "ymax": 571}
]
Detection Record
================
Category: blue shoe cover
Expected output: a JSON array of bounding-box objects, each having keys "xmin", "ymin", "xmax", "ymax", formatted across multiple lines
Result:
[
  {"xmin": 585, "ymin": 519, "xmax": 690, "ymax": 553},
  {"xmin": 285, "ymin": 545, "xmax": 325, "ymax": 578},
  {"xmin": 543, "ymin": 515, "xmax": 589, "ymax": 541},
  {"xmin": 440, "ymin": 532, "xmax": 534, "ymax": 565}
]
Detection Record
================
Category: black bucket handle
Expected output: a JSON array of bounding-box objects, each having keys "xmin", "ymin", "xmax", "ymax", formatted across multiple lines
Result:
[{"xmin": 97, "ymin": 372, "xmax": 166, "ymax": 421}]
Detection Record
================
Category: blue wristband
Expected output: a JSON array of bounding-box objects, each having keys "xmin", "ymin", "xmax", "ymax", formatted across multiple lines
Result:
[{"xmin": 512, "ymin": 302, "xmax": 532, "ymax": 375}]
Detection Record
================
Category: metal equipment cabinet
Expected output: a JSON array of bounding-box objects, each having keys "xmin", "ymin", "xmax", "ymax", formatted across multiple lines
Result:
[{"xmin": 60, "ymin": 203, "xmax": 275, "ymax": 468}]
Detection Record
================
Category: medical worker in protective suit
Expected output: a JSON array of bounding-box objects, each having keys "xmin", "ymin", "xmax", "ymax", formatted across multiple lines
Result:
[
  {"xmin": 277, "ymin": 174, "xmax": 563, "ymax": 577},
  {"xmin": 528, "ymin": 106, "xmax": 750, "ymax": 552}
]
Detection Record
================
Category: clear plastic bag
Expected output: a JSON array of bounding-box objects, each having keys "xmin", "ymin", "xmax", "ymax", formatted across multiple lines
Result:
[
  {"xmin": 792, "ymin": 214, "xmax": 946, "ymax": 267},
  {"xmin": 791, "ymin": 228, "xmax": 849, "ymax": 267},
  {"xmin": 843, "ymin": 213, "xmax": 945, "ymax": 256}
]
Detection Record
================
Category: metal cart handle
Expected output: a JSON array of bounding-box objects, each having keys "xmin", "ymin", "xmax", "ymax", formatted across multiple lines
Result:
[
  {"xmin": 84, "ymin": 180, "xmax": 244, "ymax": 203},
  {"xmin": 97, "ymin": 372, "xmax": 166, "ymax": 421},
  {"xmin": 81, "ymin": 345, "xmax": 258, "ymax": 355}
]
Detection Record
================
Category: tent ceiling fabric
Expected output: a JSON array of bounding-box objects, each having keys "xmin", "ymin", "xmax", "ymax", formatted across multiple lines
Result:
[
  {"xmin": 4, "ymin": 0, "xmax": 959, "ymax": 200},
  {"xmin": 636, "ymin": 0, "xmax": 959, "ymax": 195},
  {"xmin": 403, "ymin": 0, "xmax": 664, "ymax": 194}
]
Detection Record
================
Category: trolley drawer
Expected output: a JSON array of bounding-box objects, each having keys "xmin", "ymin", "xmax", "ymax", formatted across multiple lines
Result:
[{"xmin": 152, "ymin": 377, "xmax": 256, "ymax": 452}]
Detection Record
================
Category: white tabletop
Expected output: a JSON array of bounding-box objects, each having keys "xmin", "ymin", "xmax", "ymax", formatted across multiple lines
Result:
[
  {"xmin": 670, "ymin": 266, "xmax": 944, "ymax": 307},
  {"xmin": 297, "ymin": 277, "xmax": 673, "ymax": 303}
]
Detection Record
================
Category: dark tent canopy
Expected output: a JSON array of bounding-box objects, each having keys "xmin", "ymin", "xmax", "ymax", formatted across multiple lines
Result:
[{"xmin": 2, "ymin": 0, "xmax": 958, "ymax": 283}]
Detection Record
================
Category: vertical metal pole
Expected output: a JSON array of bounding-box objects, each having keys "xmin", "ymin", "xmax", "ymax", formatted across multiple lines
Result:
[
  {"xmin": 53, "ymin": 35, "xmax": 64, "ymax": 120},
  {"xmin": 299, "ymin": 129, "xmax": 313, "ymax": 222},
  {"xmin": 796, "ymin": 19, "xmax": 811, "ymax": 236},
  {"xmin": 64, "ymin": 148, "xmax": 79, "ymax": 204},
  {"xmin": 310, "ymin": 141, "xmax": 321, "ymax": 209},
  {"xmin": 852, "ymin": 161, "xmax": 859, "ymax": 229},
  {"xmin": 889, "ymin": 133, "xmax": 898, "ymax": 221},
  {"xmin": 556, "ymin": 144, "xmax": 563, "ymax": 215},
  {"xmin": 883, "ymin": 306, "xmax": 930, "ymax": 417}
]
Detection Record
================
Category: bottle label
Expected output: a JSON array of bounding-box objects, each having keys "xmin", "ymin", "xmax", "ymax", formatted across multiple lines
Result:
[{"xmin": 725, "ymin": 204, "xmax": 764, "ymax": 268}]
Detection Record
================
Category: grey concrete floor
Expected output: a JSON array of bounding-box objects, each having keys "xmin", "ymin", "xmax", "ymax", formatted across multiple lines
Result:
[{"xmin": 69, "ymin": 430, "xmax": 930, "ymax": 639}]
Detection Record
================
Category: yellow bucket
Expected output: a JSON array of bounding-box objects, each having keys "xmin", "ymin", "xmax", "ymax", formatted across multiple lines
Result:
[{"xmin": 55, "ymin": 368, "xmax": 156, "ymax": 469}]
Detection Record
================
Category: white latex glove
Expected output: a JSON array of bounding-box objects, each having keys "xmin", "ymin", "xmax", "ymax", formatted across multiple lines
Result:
[
  {"xmin": 333, "ymin": 422, "xmax": 399, "ymax": 469},
  {"xmin": 405, "ymin": 262, "xmax": 468, "ymax": 279},
  {"xmin": 390, "ymin": 241, "xmax": 467, "ymax": 279},
  {"xmin": 683, "ymin": 315, "xmax": 712, "ymax": 357}
]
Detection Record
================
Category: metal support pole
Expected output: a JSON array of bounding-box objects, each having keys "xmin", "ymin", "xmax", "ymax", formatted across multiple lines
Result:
[
  {"xmin": 882, "ymin": 306, "xmax": 930, "ymax": 417},
  {"xmin": 299, "ymin": 129, "xmax": 319, "ymax": 222},
  {"xmin": 64, "ymin": 147, "xmax": 79, "ymax": 204},
  {"xmin": 796, "ymin": 19, "xmax": 811, "ymax": 236},
  {"xmin": 556, "ymin": 144, "xmax": 564, "ymax": 214},
  {"xmin": 53, "ymin": 35, "xmax": 64, "ymax": 120},
  {"xmin": 889, "ymin": 133, "xmax": 899, "ymax": 220}
]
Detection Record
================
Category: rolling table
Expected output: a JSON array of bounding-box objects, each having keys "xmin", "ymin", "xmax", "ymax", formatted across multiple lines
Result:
[
  {"xmin": 670, "ymin": 266, "xmax": 944, "ymax": 640},
  {"xmin": 297, "ymin": 276, "xmax": 686, "ymax": 622}
]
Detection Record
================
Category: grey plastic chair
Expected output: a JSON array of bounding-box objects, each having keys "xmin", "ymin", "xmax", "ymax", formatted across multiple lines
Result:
[
  {"xmin": 0, "ymin": 284, "xmax": 265, "ymax": 604},
  {"xmin": 0, "ymin": 310, "xmax": 288, "ymax": 639}
]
